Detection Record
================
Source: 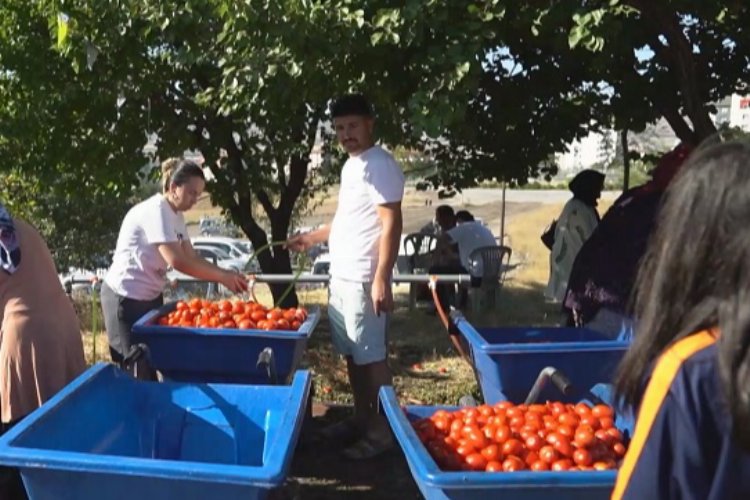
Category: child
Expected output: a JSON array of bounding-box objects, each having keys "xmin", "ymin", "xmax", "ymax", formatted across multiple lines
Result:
[{"xmin": 612, "ymin": 141, "xmax": 750, "ymax": 499}]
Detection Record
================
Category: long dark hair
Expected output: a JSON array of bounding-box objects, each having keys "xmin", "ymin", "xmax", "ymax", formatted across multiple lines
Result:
[{"xmin": 615, "ymin": 141, "xmax": 750, "ymax": 449}]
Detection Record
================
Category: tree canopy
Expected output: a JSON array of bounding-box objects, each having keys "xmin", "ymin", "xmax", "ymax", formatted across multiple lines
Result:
[{"xmin": 1, "ymin": 0, "xmax": 747, "ymax": 287}]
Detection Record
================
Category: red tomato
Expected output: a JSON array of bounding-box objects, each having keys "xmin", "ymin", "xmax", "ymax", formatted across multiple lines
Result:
[
  {"xmin": 465, "ymin": 453, "xmax": 487, "ymax": 471},
  {"xmin": 468, "ymin": 430, "xmax": 488, "ymax": 450},
  {"xmin": 573, "ymin": 448, "xmax": 593, "ymax": 467},
  {"xmin": 525, "ymin": 434, "xmax": 543, "ymax": 452},
  {"xmin": 456, "ymin": 445, "xmax": 475, "ymax": 458},
  {"xmin": 267, "ymin": 308, "xmax": 283, "ymax": 321},
  {"xmin": 480, "ymin": 444, "xmax": 500, "ymax": 462},
  {"xmin": 599, "ymin": 417, "xmax": 615, "ymax": 430},
  {"xmin": 502, "ymin": 438, "xmax": 524, "ymax": 457},
  {"xmin": 606, "ymin": 427, "xmax": 623, "ymax": 442},
  {"xmin": 553, "ymin": 436, "xmax": 573, "ymax": 458},
  {"xmin": 591, "ymin": 404, "xmax": 614, "ymax": 419},
  {"xmin": 531, "ymin": 460, "xmax": 549, "ymax": 471},
  {"xmin": 574, "ymin": 426, "xmax": 595, "ymax": 448},
  {"xmin": 502, "ymin": 456, "xmax": 525, "ymax": 472},
  {"xmin": 551, "ymin": 459, "xmax": 573, "ymax": 471},
  {"xmin": 494, "ymin": 425, "xmax": 511, "ymax": 444},
  {"xmin": 579, "ymin": 414, "xmax": 601, "ymax": 430},
  {"xmin": 539, "ymin": 445, "xmax": 558, "ymax": 464},
  {"xmin": 485, "ymin": 460, "xmax": 503, "ymax": 472},
  {"xmin": 573, "ymin": 402, "xmax": 591, "ymax": 416},
  {"xmin": 613, "ymin": 442, "xmax": 627, "ymax": 457}
]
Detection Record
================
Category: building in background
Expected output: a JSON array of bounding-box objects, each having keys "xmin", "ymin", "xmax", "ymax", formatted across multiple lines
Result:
[{"xmin": 713, "ymin": 94, "xmax": 750, "ymax": 132}]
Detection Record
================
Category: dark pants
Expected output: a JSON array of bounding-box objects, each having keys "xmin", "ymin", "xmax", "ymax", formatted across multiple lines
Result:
[
  {"xmin": 0, "ymin": 420, "xmax": 27, "ymax": 500},
  {"xmin": 428, "ymin": 263, "xmax": 470, "ymax": 311},
  {"xmin": 101, "ymin": 281, "xmax": 162, "ymax": 378}
]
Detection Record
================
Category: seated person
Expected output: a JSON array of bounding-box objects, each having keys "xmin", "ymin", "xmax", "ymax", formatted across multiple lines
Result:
[{"xmin": 429, "ymin": 210, "xmax": 497, "ymax": 310}]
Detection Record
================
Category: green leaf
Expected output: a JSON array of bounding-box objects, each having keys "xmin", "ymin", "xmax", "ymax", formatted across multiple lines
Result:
[{"xmin": 57, "ymin": 13, "xmax": 69, "ymax": 50}]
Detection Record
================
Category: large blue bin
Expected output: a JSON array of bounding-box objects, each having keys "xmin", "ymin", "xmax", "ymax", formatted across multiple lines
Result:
[
  {"xmin": 132, "ymin": 302, "xmax": 320, "ymax": 384},
  {"xmin": 0, "ymin": 364, "xmax": 311, "ymax": 500},
  {"xmin": 380, "ymin": 386, "xmax": 629, "ymax": 500},
  {"xmin": 454, "ymin": 313, "xmax": 630, "ymax": 404}
]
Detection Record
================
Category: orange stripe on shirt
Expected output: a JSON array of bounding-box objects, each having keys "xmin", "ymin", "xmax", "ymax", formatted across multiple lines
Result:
[{"xmin": 611, "ymin": 330, "xmax": 718, "ymax": 500}]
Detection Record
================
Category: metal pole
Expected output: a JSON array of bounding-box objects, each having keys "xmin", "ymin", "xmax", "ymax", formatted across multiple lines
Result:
[
  {"xmin": 621, "ymin": 129, "xmax": 630, "ymax": 192},
  {"xmin": 249, "ymin": 274, "xmax": 475, "ymax": 284},
  {"xmin": 500, "ymin": 182, "xmax": 507, "ymax": 246}
]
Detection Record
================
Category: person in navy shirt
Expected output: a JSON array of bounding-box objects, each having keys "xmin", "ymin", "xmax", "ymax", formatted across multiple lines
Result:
[{"xmin": 613, "ymin": 140, "xmax": 750, "ymax": 500}]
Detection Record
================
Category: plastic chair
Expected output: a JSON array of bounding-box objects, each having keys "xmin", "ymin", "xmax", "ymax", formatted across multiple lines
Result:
[
  {"xmin": 467, "ymin": 245, "xmax": 512, "ymax": 312},
  {"xmin": 403, "ymin": 233, "xmax": 438, "ymax": 309}
]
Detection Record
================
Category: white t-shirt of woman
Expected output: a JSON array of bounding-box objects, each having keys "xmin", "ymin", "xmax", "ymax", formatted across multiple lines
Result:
[
  {"xmin": 328, "ymin": 145, "xmax": 405, "ymax": 283},
  {"xmin": 105, "ymin": 194, "xmax": 188, "ymax": 300}
]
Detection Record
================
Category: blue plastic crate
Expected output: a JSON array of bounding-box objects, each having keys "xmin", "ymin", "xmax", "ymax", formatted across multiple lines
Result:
[
  {"xmin": 454, "ymin": 313, "xmax": 630, "ymax": 404},
  {"xmin": 131, "ymin": 302, "xmax": 320, "ymax": 384},
  {"xmin": 380, "ymin": 386, "xmax": 630, "ymax": 500},
  {"xmin": 0, "ymin": 364, "xmax": 311, "ymax": 500}
]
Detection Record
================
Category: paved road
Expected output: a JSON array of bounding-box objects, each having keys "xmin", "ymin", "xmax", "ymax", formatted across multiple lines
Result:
[{"xmin": 455, "ymin": 188, "xmax": 621, "ymax": 205}]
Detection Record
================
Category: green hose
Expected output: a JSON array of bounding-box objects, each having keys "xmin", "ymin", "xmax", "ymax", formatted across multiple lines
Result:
[{"xmin": 246, "ymin": 240, "xmax": 306, "ymax": 308}]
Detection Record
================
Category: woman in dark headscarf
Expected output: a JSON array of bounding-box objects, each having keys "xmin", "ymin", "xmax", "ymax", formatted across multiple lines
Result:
[
  {"xmin": 545, "ymin": 169, "xmax": 605, "ymax": 303},
  {"xmin": 0, "ymin": 203, "xmax": 86, "ymax": 499},
  {"xmin": 562, "ymin": 144, "xmax": 693, "ymax": 336}
]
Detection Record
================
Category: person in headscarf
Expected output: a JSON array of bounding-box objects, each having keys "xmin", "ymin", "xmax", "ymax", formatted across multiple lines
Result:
[
  {"xmin": 562, "ymin": 143, "xmax": 693, "ymax": 337},
  {"xmin": 0, "ymin": 203, "xmax": 86, "ymax": 499},
  {"xmin": 545, "ymin": 169, "xmax": 605, "ymax": 303}
]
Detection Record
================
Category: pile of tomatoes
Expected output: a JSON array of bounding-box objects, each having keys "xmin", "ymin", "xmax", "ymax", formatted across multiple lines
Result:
[
  {"xmin": 412, "ymin": 401, "xmax": 627, "ymax": 473},
  {"xmin": 157, "ymin": 298, "xmax": 309, "ymax": 331}
]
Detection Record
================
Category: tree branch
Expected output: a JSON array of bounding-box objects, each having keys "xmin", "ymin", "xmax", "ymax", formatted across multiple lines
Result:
[{"xmin": 626, "ymin": 0, "xmax": 716, "ymax": 142}]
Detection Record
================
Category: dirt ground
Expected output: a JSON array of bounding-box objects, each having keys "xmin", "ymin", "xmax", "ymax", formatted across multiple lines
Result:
[{"xmin": 274, "ymin": 405, "xmax": 423, "ymax": 500}]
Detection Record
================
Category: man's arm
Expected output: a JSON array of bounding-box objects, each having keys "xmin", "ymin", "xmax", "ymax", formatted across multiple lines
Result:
[
  {"xmin": 372, "ymin": 201, "xmax": 402, "ymax": 315},
  {"xmin": 286, "ymin": 224, "xmax": 331, "ymax": 252}
]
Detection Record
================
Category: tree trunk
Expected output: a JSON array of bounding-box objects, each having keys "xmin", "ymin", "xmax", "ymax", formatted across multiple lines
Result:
[{"xmin": 621, "ymin": 129, "xmax": 630, "ymax": 191}]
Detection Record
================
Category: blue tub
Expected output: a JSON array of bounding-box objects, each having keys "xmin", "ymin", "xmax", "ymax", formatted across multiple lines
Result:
[
  {"xmin": 454, "ymin": 313, "xmax": 630, "ymax": 404},
  {"xmin": 132, "ymin": 302, "xmax": 320, "ymax": 384},
  {"xmin": 0, "ymin": 364, "xmax": 311, "ymax": 500},
  {"xmin": 380, "ymin": 386, "xmax": 629, "ymax": 500}
]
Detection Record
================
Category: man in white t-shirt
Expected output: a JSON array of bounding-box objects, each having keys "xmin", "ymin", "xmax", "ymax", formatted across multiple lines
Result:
[
  {"xmin": 287, "ymin": 94, "xmax": 403, "ymax": 460},
  {"xmin": 448, "ymin": 210, "xmax": 498, "ymax": 273},
  {"xmin": 430, "ymin": 210, "xmax": 498, "ymax": 309}
]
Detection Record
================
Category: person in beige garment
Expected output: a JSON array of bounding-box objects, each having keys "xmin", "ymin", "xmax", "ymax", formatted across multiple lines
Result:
[{"xmin": 0, "ymin": 203, "xmax": 86, "ymax": 499}]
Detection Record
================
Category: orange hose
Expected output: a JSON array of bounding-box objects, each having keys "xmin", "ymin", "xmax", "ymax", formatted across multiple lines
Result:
[
  {"xmin": 429, "ymin": 275, "xmax": 471, "ymax": 364},
  {"xmin": 429, "ymin": 276, "xmax": 451, "ymax": 331}
]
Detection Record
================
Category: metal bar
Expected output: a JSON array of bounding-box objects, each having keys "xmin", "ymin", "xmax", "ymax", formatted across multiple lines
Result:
[{"xmin": 248, "ymin": 274, "xmax": 474, "ymax": 284}]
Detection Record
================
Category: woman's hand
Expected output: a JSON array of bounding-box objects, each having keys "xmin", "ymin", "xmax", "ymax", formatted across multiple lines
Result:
[{"xmin": 220, "ymin": 270, "xmax": 249, "ymax": 294}]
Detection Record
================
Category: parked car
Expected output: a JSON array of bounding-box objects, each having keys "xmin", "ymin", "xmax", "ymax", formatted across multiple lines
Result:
[
  {"xmin": 59, "ymin": 267, "xmax": 106, "ymax": 294},
  {"xmin": 191, "ymin": 245, "xmax": 250, "ymax": 273},
  {"xmin": 311, "ymin": 253, "xmax": 330, "ymax": 275},
  {"xmin": 190, "ymin": 237, "xmax": 253, "ymax": 260}
]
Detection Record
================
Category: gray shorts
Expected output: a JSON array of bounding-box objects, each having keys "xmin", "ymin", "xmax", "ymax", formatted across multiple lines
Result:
[{"xmin": 328, "ymin": 278, "xmax": 388, "ymax": 365}]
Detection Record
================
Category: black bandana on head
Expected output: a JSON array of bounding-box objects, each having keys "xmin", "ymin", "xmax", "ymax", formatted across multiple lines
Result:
[{"xmin": 0, "ymin": 203, "xmax": 21, "ymax": 274}]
